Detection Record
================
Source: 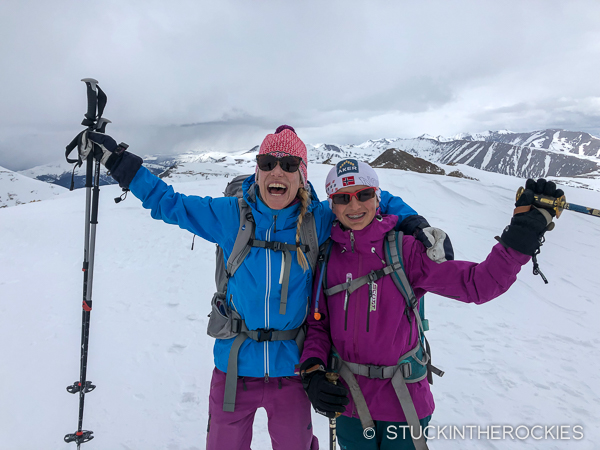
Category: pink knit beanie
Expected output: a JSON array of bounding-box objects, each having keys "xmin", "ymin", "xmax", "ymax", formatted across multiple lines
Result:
[{"xmin": 257, "ymin": 125, "xmax": 308, "ymax": 185}]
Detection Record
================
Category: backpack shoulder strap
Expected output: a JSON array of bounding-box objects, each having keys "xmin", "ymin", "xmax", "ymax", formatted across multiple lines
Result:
[
  {"xmin": 299, "ymin": 211, "xmax": 319, "ymax": 272},
  {"xmin": 225, "ymin": 196, "xmax": 255, "ymax": 279},
  {"xmin": 312, "ymin": 238, "xmax": 334, "ymax": 320},
  {"xmin": 385, "ymin": 230, "xmax": 444, "ymax": 382},
  {"xmin": 385, "ymin": 230, "xmax": 419, "ymax": 310},
  {"xmin": 318, "ymin": 237, "xmax": 333, "ymax": 290}
]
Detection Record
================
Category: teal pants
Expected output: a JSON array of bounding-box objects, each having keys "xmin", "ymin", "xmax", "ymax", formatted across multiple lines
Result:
[{"xmin": 337, "ymin": 415, "xmax": 432, "ymax": 450}]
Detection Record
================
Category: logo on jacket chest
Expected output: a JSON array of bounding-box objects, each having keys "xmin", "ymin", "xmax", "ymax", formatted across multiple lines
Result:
[{"xmin": 369, "ymin": 281, "xmax": 378, "ymax": 312}]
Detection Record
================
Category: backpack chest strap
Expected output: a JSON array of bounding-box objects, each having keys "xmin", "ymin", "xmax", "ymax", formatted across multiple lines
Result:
[
  {"xmin": 249, "ymin": 239, "xmax": 308, "ymax": 315},
  {"xmin": 324, "ymin": 264, "xmax": 400, "ymax": 297},
  {"xmin": 250, "ymin": 239, "xmax": 309, "ymax": 253}
]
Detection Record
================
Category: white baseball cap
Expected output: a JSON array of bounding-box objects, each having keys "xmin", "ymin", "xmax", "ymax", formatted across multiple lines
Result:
[{"xmin": 325, "ymin": 159, "xmax": 380, "ymax": 206}]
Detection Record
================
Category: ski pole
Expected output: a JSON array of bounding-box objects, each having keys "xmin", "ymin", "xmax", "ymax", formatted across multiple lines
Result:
[
  {"xmin": 64, "ymin": 78, "xmax": 108, "ymax": 448},
  {"xmin": 516, "ymin": 187, "xmax": 600, "ymax": 219},
  {"xmin": 325, "ymin": 372, "xmax": 342, "ymax": 450}
]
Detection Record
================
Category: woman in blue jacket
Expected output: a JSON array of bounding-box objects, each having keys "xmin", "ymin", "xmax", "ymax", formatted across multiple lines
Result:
[{"xmin": 77, "ymin": 125, "xmax": 451, "ymax": 450}]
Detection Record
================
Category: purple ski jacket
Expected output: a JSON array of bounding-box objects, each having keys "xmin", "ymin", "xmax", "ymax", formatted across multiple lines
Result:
[{"xmin": 300, "ymin": 214, "xmax": 531, "ymax": 422}]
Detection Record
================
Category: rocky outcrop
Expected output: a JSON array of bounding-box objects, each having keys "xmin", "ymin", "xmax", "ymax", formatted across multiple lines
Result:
[{"xmin": 370, "ymin": 148, "xmax": 445, "ymax": 175}]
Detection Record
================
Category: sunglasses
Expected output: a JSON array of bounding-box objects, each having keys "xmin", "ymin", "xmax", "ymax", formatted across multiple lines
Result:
[
  {"xmin": 329, "ymin": 187, "xmax": 377, "ymax": 205},
  {"xmin": 256, "ymin": 154, "xmax": 302, "ymax": 173}
]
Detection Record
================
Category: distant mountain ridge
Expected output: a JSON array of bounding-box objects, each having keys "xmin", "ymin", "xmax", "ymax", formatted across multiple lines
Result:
[
  {"xmin": 16, "ymin": 128, "xmax": 600, "ymax": 189},
  {"xmin": 391, "ymin": 137, "xmax": 599, "ymax": 178},
  {"xmin": 450, "ymin": 129, "xmax": 600, "ymax": 157}
]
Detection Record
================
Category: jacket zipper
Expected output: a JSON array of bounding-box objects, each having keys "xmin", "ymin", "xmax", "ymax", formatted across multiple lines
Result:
[
  {"xmin": 344, "ymin": 232, "xmax": 356, "ymax": 332},
  {"xmin": 264, "ymin": 224, "xmax": 274, "ymax": 381},
  {"xmin": 366, "ymin": 282, "xmax": 372, "ymax": 333},
  {"xmin": 344, "ymin": 273, "xmax": 352, "ymax": 331},
  {"xmin": 353, "ymin": 252, "xmax": 362, "ymax": 362}
]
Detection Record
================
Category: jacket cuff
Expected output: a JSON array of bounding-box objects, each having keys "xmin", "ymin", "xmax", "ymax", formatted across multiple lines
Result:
[
  {"xmin": 108, "ymin": 151, "xmax": 143, "ymax": 189},
  {"xmin": 498, "ymin": 224, "xmax": 541, "ymax": 256}
]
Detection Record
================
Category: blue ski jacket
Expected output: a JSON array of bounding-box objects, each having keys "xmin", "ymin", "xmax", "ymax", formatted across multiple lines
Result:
[{"xmin": 128, "ymin": 166, "xmax": 418, "ymax": 378}]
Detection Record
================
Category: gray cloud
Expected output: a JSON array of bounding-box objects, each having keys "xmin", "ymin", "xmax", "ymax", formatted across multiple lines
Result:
[{"xmin": 2, "ymin": 0, "xmax": 600, "ymax": 170}]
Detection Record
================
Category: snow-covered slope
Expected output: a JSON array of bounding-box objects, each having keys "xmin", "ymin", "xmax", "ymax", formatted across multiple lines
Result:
[
  {"xmin": 0, "ymin": 165, "xmax": 65, "ymax": 208},
  {"xmin": 1, "ymin": 164, "xmax": 599, "ymax": 449}
]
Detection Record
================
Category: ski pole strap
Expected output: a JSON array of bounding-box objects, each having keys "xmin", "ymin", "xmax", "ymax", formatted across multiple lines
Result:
[
  {"xmin": 65, "ymin": 131, "xmax": 85, "ymax": 166},
  {"xmin": 249, "ymin": 239, "xmax": 308, "ymax": 315},
  {"xmin": 223, "ymin": 321, "xmax": 305, "ymax": 412}
]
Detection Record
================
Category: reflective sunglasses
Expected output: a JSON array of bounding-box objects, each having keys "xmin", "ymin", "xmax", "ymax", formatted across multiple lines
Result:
[
  {"xmin": 329, "ymin": 187, "xmax": 377, "ymax": 205},
  {"xmin": 256, "ymin": 154, "xmax": 302, "ymax": 173}
]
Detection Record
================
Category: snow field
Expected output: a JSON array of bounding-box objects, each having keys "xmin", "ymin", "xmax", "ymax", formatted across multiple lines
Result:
[{"xmin": 0, "ymin": 164, "xmax": 599, "ymax": 449}]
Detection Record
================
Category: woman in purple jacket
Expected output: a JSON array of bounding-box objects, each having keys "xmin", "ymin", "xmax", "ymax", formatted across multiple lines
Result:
[{"xmin": 298, "ymin": 159, "xmax": 562, "ymax": 450}]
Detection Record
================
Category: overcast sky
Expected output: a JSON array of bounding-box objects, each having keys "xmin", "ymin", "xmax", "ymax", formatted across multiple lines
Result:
[{"xmin": 2, "ymin": 0, "xmax": 600, "ymax": 170}]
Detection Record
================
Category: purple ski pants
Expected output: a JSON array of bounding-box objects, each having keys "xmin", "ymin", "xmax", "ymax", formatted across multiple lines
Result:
[{"xmin": 206, "ymin": 367, "xmax": 319, "ymax": 450}]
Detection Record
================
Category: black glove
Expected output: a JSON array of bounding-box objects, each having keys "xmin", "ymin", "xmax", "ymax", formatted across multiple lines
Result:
[
  {"xmin": 398, "ymin": 215, "xmax": 454, "ymax": 263},
  {"xmin": 77, "ymin": 130, "xmax": 143, "ymax": 189},
  {"xmin": 300, "ymin": 358, "xmax": 349, "ymax": 418},
  {"xmin": 499, "ymin": 178, "xmax": 564, "ymax": 256}
]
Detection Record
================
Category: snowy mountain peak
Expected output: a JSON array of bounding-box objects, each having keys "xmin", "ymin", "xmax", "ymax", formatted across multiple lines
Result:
[{"xmin": 417, "ymin": 133, "xmax": 441, "ymax": 141}]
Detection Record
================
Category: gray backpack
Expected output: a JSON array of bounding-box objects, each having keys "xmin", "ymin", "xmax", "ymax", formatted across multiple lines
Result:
[{"xmin": 205, "ymin": 174, "xmax": 320, "ymax": 412}]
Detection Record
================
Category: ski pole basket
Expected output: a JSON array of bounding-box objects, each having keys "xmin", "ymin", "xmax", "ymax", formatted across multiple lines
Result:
[{"xmin": 64, "ymin": 430, "xmax": 94, "ymax": 445}]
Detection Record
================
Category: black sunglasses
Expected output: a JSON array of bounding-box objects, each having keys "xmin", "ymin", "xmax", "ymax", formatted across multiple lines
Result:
[
  {"xmin": 256, "ymin": 154, "xmax": 302, "ymax": 173},
  {"xmin": 329, "ymin": 187, "xmax": 377, "ymax": 205}
]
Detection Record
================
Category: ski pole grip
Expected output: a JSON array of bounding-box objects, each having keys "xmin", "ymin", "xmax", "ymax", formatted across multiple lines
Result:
[
  {"xmin": 95, "ymin": 118, "xmax": 112, "ymax": 133},
  {"xmin": 515, "ymin": 186, "xmax": 566, "ymax": 218},
  {"xmin": 81, "ymin": 78, "xmax": 99, "ymax": 127},
  {"xmin": 325, "ymin": 372, "xmax": 342, "ymax": 419},
  {"xmin": 326, "ymin": 372, "xmax": 339, "ymax": 383}
]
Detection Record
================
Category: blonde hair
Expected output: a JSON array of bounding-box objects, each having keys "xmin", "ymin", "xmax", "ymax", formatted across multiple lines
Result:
[{"xmin": 295, "ymin": 186, "xmax": 310, "ymax": 272}]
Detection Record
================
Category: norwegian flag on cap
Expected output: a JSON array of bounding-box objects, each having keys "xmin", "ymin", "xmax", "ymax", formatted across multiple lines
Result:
[
  {"xmin": 257, "ymin": 125, "xmax": 308, "ymax": 184},
  {"xmin": 325, "ymin": 158, "xmax": 381, "ymax": 207},
  {"xmin": 342, "ymin": 176, "xmax": 355, "ymax": 186}
]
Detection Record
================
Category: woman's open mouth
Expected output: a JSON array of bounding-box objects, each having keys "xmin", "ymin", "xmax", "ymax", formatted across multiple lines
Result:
[
  {"xmin": 346, "ymin": 213, "xmax": 366, "ymax": 220},
  {"xmin": 268, "ymin": 183, "xmax": 288, "ymax": 196}
]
